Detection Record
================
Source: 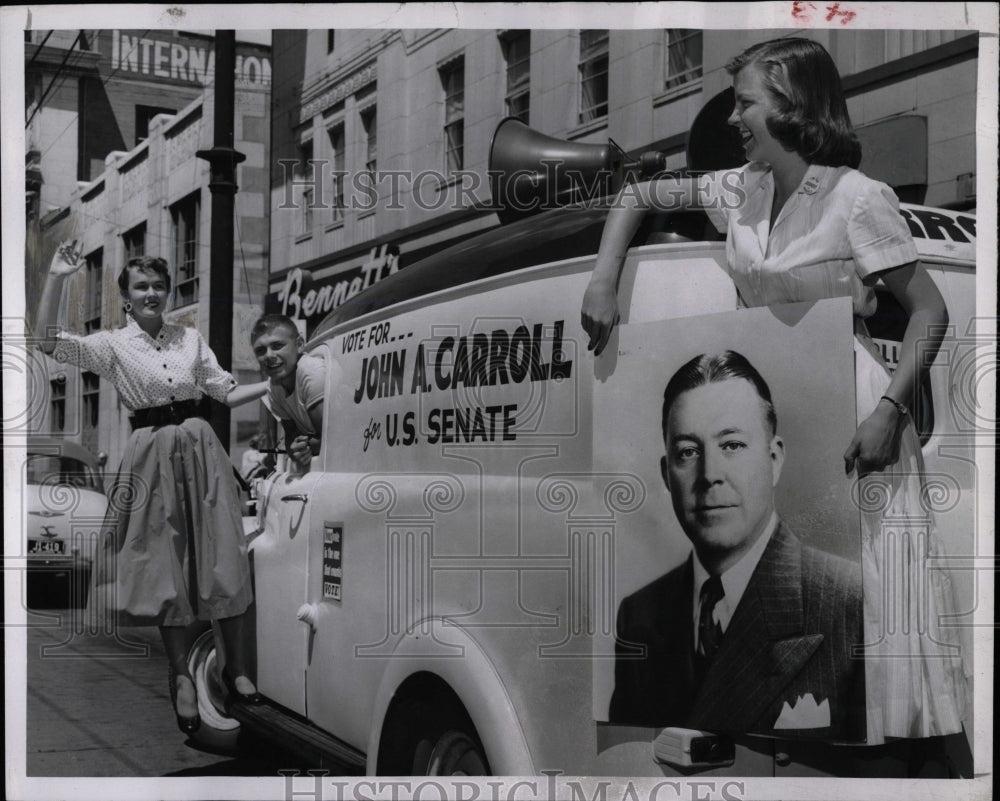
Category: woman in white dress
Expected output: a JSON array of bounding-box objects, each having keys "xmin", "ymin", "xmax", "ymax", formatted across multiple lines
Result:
[{"xmin": 581, "ymin": 37, "xmax": 968, "ymax": 745}]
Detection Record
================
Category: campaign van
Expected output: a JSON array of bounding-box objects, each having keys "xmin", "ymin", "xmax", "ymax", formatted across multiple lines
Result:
[{"xmin": 182, "ymin": 117, "xmax": 980, "ymax": 778}]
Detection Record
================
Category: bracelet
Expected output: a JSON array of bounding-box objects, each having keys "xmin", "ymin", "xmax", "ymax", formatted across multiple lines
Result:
[{"xmin": 879, "ymin": 395, "xmax": 909, "ymax": 417}]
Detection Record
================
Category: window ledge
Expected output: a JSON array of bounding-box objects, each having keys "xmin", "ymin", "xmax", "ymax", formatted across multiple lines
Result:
[
  {"xmin": 324, "ymin": 220, "xmax": 345, "ymax": 233},
  {"xmin": 295, "ymin": 232, "xmax": 313, "ymax": 245},
  {"xmin": 357, "ymin": 209, "xmax": 376, "ymax": 220},
  {"xmin": 653, "ymin": 79, "xmax": 703, "ymax": 108},
  {"xmin": 567, "ymin": 117, "xmax": 608, "ymax": 140}
]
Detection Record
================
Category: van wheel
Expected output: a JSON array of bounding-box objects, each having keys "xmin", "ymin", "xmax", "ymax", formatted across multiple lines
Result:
[
  {"xmin": 420, "ymin": 729, "xmax": 489, "ymax": 776},
  {"xmin": 186, "ymin": 628, "xmax": 241, "ymax": 752},
  {"xmin": 378, "ymin": 682, "xmax": 492, "ymax": 775}
]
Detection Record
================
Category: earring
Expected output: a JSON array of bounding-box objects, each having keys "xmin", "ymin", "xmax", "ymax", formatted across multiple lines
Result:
[{"xmin": 124, "ymin": 301, "xmax": 133, "ymax": 313}]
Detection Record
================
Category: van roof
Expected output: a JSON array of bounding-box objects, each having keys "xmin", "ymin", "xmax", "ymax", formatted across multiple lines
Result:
[
  {"xmin": 312, "ymin": 204, "xmax": 613, "ymax": 339},
  {"xmin": 311, "ymin": 202, "xmax": 976, "ymax": 340}
]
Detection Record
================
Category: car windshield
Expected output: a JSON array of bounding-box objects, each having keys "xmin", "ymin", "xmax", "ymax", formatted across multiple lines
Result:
[{"xmin": 26, "ymin": 455, "xmax": 104, "ymax": 494}]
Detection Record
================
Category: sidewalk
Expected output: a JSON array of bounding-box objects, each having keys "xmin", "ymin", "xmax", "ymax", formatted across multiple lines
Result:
[{"xmin": 22, "ymin": 608, "xmax": 234, "ymax": 777}]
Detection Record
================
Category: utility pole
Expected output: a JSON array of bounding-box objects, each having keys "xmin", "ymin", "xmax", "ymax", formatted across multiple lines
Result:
[{"xmin": 197, "ymin": 31, "xmax": 245, "ymax": 451}]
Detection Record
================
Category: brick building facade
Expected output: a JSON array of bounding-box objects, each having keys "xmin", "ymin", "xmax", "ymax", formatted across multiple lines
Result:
[{"xmin": 26, "ymin": 29, "xmax": 271, "ymax": 216}]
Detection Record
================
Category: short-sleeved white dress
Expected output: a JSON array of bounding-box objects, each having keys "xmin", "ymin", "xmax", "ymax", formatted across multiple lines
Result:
[
  {"xmin": 712, "ymin": 162, "xmax": 968, "ymax": 743},
  {"xmin": 53, "ymin": 316, "xmax": 253, "ymax": 627}
]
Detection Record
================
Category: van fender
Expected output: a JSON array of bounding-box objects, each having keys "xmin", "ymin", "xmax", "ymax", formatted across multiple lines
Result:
[{"xmin": 366, "ymin": 618, "xmax": 535, "ymax": 775}]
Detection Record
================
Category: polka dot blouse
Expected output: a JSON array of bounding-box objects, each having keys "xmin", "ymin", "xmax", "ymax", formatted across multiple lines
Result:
[{"xmin": 52, "ymin": 316, "xmax": 237, "ymax": 411}]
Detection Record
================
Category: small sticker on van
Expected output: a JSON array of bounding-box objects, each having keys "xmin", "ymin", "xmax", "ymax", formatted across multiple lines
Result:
[{"xmin": 323, "ymin": 522, "xmax": 343, "ymax": 601}]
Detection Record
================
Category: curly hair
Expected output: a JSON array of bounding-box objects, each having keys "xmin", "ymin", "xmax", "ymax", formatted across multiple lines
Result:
[
  {"xmin": 726, "ymin": 38, "xmax": 861, "ymax": 169},
  {"xmin": 117, "ymin": 256, "xmax": 172, "ymax": 295}
]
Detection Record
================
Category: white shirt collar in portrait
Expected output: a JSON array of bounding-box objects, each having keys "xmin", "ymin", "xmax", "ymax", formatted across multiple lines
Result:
[{"xmin": 690, "ymin": 511, "xmax": 779, "ymax": 651}]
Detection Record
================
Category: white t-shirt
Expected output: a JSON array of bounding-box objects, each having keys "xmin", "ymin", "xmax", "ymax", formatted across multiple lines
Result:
[{"xmin": 262, "ymin": 352, "xmax": 327, "ymax": 435}]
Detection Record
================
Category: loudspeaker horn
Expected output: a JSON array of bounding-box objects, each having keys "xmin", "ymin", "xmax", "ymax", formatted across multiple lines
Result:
[{"xmin": 489, "ymin": 117, "xmax": 627, "ymax": 224}]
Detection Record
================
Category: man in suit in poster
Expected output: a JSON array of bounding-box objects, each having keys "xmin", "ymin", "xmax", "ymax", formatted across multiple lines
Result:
[{"xmin": 610, "ymin": 351, "xmax": 866, "ymax": 740}]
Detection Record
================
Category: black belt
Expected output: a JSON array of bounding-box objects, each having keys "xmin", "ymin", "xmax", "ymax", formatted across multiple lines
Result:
[{"xmin": 130, "ymin": 398, "xmax": 210, "ymax": 430}]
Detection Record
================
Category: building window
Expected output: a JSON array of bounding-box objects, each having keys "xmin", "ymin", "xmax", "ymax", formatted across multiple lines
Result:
[
  {"xmin": 327, "ymin": 30, "xmax": 335, "ymax": 53},
  {"xmin": 501, "ymin": 31, "xmax": 530, "ymax": 123},
  {"xmin": 135, "ymin": 105, "xmax": 175, "ymax": 146},
  {"xmin": 123, "ymin": 222, "xmax": 146, "ymax": 260},
  {"xmin": 361, "ymin": 107, "xmax": 377, "ymax": 182},
  {"xmin": 84, "ymin": 249, "xmax": 102, "ymax": 334},
  {"xmin": 297, "ymin": 139, "xmax": 314, "ymax": 234},
  {"xmin": 327, "ymin": 124, "xmax": 345, "ymax": 223},
  {"xmin": 664, "ymin": 29, "xmax": 703, "ymax": 90},
  {"xmin": 50, "ymin": 377, "xmax": 66, "ymax": 432},
  {"xmin": 440, "ymin": 59, "xmax": 465, "ymax": 174},
  {"xmin": 170, "ymin": 192, "xmax": 200, "ymax": 307},
  {"xmin": 81, "ymin": 371, "xmax": 100, "ymax": 429},
  {"xmin": 578, "ymin": 30, "xmax": 609, "ymax": 124}
]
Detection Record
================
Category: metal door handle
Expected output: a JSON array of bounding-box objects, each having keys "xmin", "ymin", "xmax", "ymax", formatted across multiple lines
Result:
[{"xmin": 281, "ymin": 494, "xmax": 309, "ymax": 502}]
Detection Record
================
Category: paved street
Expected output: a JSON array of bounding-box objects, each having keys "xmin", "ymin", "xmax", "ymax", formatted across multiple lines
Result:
[{"xmin": 22, "ymin": 597, "xmax": 320, "ymax": 778}]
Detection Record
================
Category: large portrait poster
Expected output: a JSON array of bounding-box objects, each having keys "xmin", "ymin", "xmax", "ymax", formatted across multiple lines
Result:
[{"xmin": 592, "ymin": 298, "xmax": 867, "ymax": 740}]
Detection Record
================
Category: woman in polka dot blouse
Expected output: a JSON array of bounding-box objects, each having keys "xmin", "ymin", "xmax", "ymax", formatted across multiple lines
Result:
[{"xmin": 37, "ymin": 246, "xmax": 269, "ymax": 736}]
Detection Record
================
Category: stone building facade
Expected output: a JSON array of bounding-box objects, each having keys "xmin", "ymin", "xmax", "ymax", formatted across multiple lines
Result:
[{"xmin": 266, "ymin": 27, "xmax": 978, "ymax": 335}]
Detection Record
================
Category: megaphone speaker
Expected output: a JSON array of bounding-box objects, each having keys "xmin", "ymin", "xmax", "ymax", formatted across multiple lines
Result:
[{"xmin": 489, "ymin": 117, "xmax": 625, "ymax": 224}]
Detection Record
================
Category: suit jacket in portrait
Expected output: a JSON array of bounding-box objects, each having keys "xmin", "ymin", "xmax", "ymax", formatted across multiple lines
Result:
[{"xmin": 609, "ymin": 523, "xmax": 866, "ymax": 741}]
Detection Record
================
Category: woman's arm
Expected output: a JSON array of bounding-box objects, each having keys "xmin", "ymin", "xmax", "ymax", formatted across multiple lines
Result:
[
  {"xmin": 581, "ymin": 176, "xmax": 701, "ymax": 356},
  {"xmin": 843, "ymin": 261, "xmax": 948, "ymax": 477},
  {"xmin": 36, "ymin": 242, "xmax": 85, "ymax": 354},
  {"xmin": 224, "ymin": 380, "xmax": 269, "ymax": 408}
]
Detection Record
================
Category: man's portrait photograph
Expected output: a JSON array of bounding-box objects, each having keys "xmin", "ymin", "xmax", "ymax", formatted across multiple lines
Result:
[
  {"xmin": 594, "ymin": 299, "xmax": 900, "ymax": 745},
  {"xmin": 594, "ymin": 297, "xmax": 974, "ymax": 762}
]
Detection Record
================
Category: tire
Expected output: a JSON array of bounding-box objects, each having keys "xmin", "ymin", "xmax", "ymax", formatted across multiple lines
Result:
[
  {"xmin": 420, "ymin": 729, "xmax": 489, "ymax": 776},
  {"xmin": 379, "ymin": 688, "xmax": 491, "ymax": 775},
  {"xmin": 186, "ymin": 627, "xmax": 242, "ymax": 752}
]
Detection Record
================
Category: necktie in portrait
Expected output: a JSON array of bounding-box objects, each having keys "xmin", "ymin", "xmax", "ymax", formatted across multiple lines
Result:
[{"xmin": 696, "ymin": 575, "xmax": 725, "ymax": 672}]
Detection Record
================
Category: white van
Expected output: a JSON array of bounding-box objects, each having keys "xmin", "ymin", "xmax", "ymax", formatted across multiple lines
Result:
[{"xmin": 186, "ymin": 196, "xmax": 978, "ymax": 778}]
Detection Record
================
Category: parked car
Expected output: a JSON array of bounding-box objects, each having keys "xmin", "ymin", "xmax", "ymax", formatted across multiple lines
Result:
[{"xmin": 24, "ymin": 437, "xmax": 107, "ymax": 608}]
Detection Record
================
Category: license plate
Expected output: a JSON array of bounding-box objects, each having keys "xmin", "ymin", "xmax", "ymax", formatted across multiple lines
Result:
[{"xmin": 28, "ymin": 539, "xmax": 66, "ymax": 555}]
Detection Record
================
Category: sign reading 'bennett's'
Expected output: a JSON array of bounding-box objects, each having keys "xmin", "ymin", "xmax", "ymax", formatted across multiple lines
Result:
[
  {"xmin": 266, "ymin": 245, "xmax": 401, "ymax": 337},
  {"xmin": 105, "ymin": 30, "xmax": 271, "ymax": 86}
]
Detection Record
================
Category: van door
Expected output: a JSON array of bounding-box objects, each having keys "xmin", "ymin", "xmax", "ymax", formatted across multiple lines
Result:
[{"xmin": 252, "ymin": 469, "xmax": 322, "ymax": 715}]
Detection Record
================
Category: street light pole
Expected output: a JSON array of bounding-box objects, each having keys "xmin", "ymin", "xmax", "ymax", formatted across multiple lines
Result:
[{"xmin": 196, "ymin": 30, "xmax": 245, "ymax": 451}]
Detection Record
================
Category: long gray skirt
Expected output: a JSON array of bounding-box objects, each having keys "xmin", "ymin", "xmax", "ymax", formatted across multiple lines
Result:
[{"xmin": 88, "ymin": 416, "xmax": 253, "ymax": 627}]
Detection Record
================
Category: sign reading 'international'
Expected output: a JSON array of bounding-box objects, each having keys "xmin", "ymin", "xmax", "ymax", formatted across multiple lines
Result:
[{"xmin": 106, "ymin": 30, "xmax": 271, "ymax": 87}]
